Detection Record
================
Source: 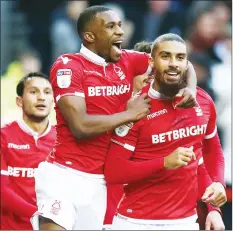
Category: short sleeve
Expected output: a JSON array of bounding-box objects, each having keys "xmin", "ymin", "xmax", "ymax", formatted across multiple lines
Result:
[
  {"xmin": 125, "ymin": 50, "xmax": 151, "ymax": 77},
  {"xmin": 50, "ymin": 55, "xmax": 85, "ymax": 102}
]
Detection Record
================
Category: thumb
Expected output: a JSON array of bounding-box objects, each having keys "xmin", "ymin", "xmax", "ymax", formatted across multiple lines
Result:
[
  {"xmin": 202, "ymin": 186, "xmax": 214, "ymax": 200},
  {"xmin": 140, "ymin": 93, "xmax": 148, "ymax": 99},
  {"xmin": 189, "ymin": 146, "xmax": 196, "ymax": 160}
]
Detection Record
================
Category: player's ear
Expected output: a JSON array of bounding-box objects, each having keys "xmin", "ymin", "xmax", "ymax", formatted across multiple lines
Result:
[
  {"xmin": 149, "ymin": 56, "xmax": 155, "ymax": 69},
  {"xmin": 84, "ymin": 32, "xmax": 95, "ymax": 43},
  {"xmin": 185, "ymin": 60, "xmax": 189, "ymax": 71},
  {"xmin": 16, "ymin": 96, "xmax": 23, "ymax": 108}
]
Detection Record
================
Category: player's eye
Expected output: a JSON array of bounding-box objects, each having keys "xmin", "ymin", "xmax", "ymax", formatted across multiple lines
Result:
[
  {"xmin": 161, "ymin": 55, "xmax": 169, "ymax": 59},
  {"xmin": 45, "ymin": 91, "xmax": 52, "ymax": 94},
  {"xmin": 30, "ymin": 91, "xmax": 36, "ymax": 94},
  {"xmin": 107, "ymin": 24, "xmax": 114, "ymax": 29},
  {"xmin": 177, "ymin": 56, "xmax": 184, "ymax": 61}
]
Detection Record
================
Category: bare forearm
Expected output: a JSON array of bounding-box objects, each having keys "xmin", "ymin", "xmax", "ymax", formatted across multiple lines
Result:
[
  {"xmin": 71, "ymin": 111, "xmax": 133, "ymax": 139},
  {"xmin": 186, "ymin": 62, "xmax": 197, "ymax": 92}
]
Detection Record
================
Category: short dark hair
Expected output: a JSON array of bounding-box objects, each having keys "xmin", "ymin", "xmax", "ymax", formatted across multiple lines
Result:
[
  {"xmin": 77, "ymin": 5, "xmax": 111, "ymax": 39},
  {"xmin": 134, "ymin": 41, "xmax": 152, "ymax": 54},
  {"xmin": 151, "ymin": 33, "xmax": 186, "ymax": 56},
  {"xmin": 16, "ymin": 72, "xmax": 49, "ymax": 96}
]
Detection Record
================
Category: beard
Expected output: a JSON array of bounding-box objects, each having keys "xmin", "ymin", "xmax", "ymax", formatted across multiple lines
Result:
[{"xmin": 157, "ymin": 72, "xmax": 187, "ymax": 98}]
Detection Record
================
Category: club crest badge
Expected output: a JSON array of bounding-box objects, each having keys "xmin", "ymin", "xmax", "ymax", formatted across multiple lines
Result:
[{"xmin": 115, "ymin": 122, "xmax": 133, "ymax": 137}]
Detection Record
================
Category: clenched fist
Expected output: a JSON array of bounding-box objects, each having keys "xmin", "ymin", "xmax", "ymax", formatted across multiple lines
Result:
[
  {"xmin": 164, "ymin": 146, "xmax": 196, "ymax": 170},
  {"xmin": 126, "ymin": 93, "xmax": 151, "ymax": 121},
  {"xmin": 202, "ymin": 182, "xmax": 227, "ymax": 207}
]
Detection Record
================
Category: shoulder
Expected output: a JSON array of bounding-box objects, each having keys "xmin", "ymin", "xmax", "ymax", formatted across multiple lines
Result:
[
  {"xmin": 1, "ymin": 121, "xmax": 20, "ymax": 143},
  {"xmin": 122, "ymin": 49, "xmax": 149, "ymax": 58},
  {"xmin": 50, "ymin": 53, "xmax": 85, "ymax": 83},
  {"xmin": 197, "ymin": 87, "xmax": 214, "ymax": 104},
  {"xmin": 51, "ymin": 53, "xmax": 84, "ymax": 72},
  {"xmin": 1, "ymin": 121, "xmax": 18, "ymax": 133}
]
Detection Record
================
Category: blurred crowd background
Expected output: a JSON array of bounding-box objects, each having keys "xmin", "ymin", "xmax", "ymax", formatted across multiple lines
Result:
[{"xmin": 1, "ymin": 0, "xmax": 232, "ymax": 229}]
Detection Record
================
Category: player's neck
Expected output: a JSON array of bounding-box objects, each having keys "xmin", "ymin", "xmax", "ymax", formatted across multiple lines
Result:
[
  {"xmin": 151, "ymin": 81, "xmax": 170, "ymax": 99},
  {"xmin": 152, "ymin": 80, "xmax": 179, "ymax": 99},
  {"xmin": 22, "ymin": 115, "xmax": 50, "ymax": 136},
  {"xmin": 83, "ymin": 44, "xmax": 106, "ymax": 62}
]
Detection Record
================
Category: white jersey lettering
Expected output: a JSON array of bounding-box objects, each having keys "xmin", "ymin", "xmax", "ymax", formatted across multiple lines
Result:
[
  {"xmin": 8, "ymin": 143, "xmax": 30, "ymax": 149},
  {"xmin": 7, "ymin": 166, "xmax": 36, "ymax": 178},
  {"xmin": 88, "ymin": 84, "xmax": 131, "ymax": 97},
  {"xmin": 152, "ymin": 124, "xmax": 207, "ymax": 144}
]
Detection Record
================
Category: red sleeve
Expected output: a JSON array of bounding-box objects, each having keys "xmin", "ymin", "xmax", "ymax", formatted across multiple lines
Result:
[
  {"xmin": 104, "ymin": 122, "xmax": 164, "ymax": 184},
  {"xmin": 125, "ymin": 50, "xmax": 151, "ymax": 77},
  {"xmin": 197, "ymin": 159, "xmax": 213, "ymax": 198},
  {"xmin": 50, "ymin": 55, "xmax": 85, "ymax": 103},
  {"xmin": 0, "ymin": 135, "xmax": 37, "ymax": 217},
  {"xmin": 0, "ymin": 175, "xmax": 37, "ymax": 217},
  {"xmin": 202, "ymin": 97, "xmax": 225, "ymax": 186},
  {"xmin": 197, "ymin": 159, "xmax": 222, "ymax": 215}
]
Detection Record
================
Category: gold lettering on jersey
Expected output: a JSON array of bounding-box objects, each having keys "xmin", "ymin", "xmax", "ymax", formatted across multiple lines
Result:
[
  {"xmin": 152, "ymin": 124, "xmax": 207, "ymax": 144},
  {"xmin": 88, "ymin": 84, "xmax": 131, "ymax": 97}
]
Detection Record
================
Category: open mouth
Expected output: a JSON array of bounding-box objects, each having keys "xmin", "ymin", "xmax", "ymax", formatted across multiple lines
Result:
[
  {"xmin": 112, "ymin": 41, "xmax": 122, "ymax": 50},
  {"xmin": 165, "ymin": 71, "xmax": 180, "ymax": 76}
]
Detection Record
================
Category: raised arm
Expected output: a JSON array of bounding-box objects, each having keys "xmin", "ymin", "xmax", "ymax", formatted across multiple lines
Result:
[{"xmin": 176, "ymin": 61, "xmax": 197, "ymax": 108}]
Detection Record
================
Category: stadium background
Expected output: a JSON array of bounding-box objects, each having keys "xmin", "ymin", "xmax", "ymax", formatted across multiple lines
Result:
[{"xmin": 1, "ymin": 0, "xmax": 232, "ymax": 229}]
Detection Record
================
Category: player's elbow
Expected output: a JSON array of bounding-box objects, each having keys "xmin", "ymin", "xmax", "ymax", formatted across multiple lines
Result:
[
  {"xmin": 71, "ymin": 129, "xmax": 89, "ymax": 139},
  {"xmin": 70, "ymin": 126, "xmax": 94, "ymax": 139},
  {"xmin": 104, "ymin": 173, "xmax": 117, "ymax": 184}
]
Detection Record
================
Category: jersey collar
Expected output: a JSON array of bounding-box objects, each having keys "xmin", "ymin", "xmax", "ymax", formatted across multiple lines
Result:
[
  {"xmin": 148, "ymin": 80, "xmax": 169, "ymax": 100},
  {"xmin": 80, "ymin": 44, "xmax": 108, "ymax": 66},
  {"xmin": 17, "ymin": 119, "xmax": 52, "ymax": 139}
]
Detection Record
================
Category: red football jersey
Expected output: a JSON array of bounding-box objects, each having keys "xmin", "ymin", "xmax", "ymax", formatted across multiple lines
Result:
[
  {"xmin": 48, "ymin": 45, "xmax": 150, "ymax": 174},
  {"xmin": 110, "ymin": 85, "xmax": 217, "ymax": 220},
  {"xmin": 104, "ymin": 184, "xmax": 124, "ymax": 225},
  {"xmin": 1, "ymin": 120, "xmax": 56, "ymax": 230}
]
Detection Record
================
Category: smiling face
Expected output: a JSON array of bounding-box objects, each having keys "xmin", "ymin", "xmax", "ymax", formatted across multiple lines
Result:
[
  {"xmin": 86, "ymin": 10, "xmax": 124, "ymax": 62},
  {"xmin": 150, "ymin": 40, "xmax": 188, "ymax": 97},
  {"xmin": 16, "ymin": 77, "xmax": 54, "ymax": 122}
]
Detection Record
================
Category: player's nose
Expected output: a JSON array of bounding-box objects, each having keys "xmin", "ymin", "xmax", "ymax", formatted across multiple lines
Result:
[{"xmin": 115, "ymin": 25, "xmax": 124, "ymax": 36}]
